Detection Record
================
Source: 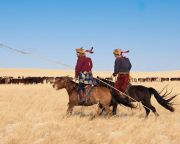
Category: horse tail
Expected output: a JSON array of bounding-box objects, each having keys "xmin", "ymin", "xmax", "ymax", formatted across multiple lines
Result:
[{"xmin": 148, "ymin": 88, "xmax": 176, "ymax": 112}]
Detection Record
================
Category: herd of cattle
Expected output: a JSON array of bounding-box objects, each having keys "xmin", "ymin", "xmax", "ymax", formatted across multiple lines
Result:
[
  {"xmin": 0, "ymin": 76, "xmax": 180, "ymax": 84},
  {"xmin": 0, "ymin": 76, "xmax": 55, "ymax": 84},
  {"xmin": 131, "ymin": 77, "xmax": 180, "ymax": 82}
]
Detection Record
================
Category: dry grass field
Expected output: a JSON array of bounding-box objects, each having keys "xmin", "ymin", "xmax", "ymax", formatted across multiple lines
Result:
[{"xmin": 0, "ymin": 69, "xmax": 180, "ymax": 144}]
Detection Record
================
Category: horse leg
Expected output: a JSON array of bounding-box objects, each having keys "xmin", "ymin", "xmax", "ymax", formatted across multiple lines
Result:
[
  {"xmin": 104, "ymin": 105, "xmax": 112, "ymax": 118},
  {"xmin": 97, "ymin": 104, "xmax": 105, "ymax": 116},
  {"xmin": 98, "ymin": 103, "xmax": 117, "ymax": 116},
  {"xmin": 142, "ymin": 101, "xmax": 159, "ymax": 118},
  {"xmin": 66, "ymin": 103, "xmax": 74, "ymax": 115},
  {"xmin": 89, "ymin": 104, "xmax": 105, "ymax": 120},
  {"xmin": 143, "ymin": 106, "xmax": 150, "ymax": 118},
  {"xmin": 149, "ymin": 104, "xmax": 159, "ymax": 117},
  {"xmin": 142, "ymin": 101, "xmax": 151, "ymax": 118},
  {"xmin": 112, "ymin": 103, "xmax": 118, "ymax": 115}
]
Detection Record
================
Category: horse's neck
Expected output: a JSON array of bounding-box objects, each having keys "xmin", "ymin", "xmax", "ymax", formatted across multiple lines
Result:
[{"xmin": 65, "ymin": 81, "xmax": 77, "ymax": 95}]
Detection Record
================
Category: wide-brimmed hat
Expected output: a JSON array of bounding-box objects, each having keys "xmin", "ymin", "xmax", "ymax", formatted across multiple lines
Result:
[
  {"xmin": 113, "ymin": 48, "xmax": 129, "ymax": 55},
  {"xmin": 76, "ymin": 48, "xmax": 85, "ymax": 54},
  {"xmin": 76, "ymin": 47, "xmax": 94, "ymax": 54}
]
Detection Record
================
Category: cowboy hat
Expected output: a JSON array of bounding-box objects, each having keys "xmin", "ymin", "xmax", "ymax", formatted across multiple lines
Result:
[
  {"xmin": 113, "ymin": 48, "xmax": 129, "ymax": 55},
  {"xmin": 76, "ymin": 47, "xmax": 85, "ymax": 54}
]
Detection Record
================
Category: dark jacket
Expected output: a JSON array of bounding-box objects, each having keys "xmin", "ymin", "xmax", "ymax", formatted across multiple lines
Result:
[
  {"xmin": 75, "ymin": 56, "xmax": 93, "ymax": 77},
  {"xmin": 114, "ymin": 57, "xmax": 132, "ymax": 74}
]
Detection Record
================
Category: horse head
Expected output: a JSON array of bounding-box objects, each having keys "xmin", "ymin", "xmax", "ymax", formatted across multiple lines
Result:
[{"xmin": 53, "ymin": 76, "xmax": 73, "ymax": 90}]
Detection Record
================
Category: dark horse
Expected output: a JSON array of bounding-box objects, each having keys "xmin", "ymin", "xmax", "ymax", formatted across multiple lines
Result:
[
  {"xmin": 53, "ymin": 76, "xmax": 135, "ymax": 117},
  {"xmin": 96, "ymin": 77, "xmax": 177, "ymax": 117}
]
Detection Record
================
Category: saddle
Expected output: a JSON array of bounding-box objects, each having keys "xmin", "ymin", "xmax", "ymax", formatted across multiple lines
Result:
[
  {"xmin": 84, "ymin": 85, "xmax": 94, "ymax": 96},
  {"xmin": 78, "ymin": 84, "xmax": 94, "ymax": 105}
]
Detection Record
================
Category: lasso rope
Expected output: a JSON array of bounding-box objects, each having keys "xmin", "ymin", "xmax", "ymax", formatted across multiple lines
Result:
[{"xmin": 0, "ymin": 42, "xmax": 73, "ymax": 69}]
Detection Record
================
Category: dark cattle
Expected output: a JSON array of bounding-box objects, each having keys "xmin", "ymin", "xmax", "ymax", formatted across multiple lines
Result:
[
  {"xmin": 129, "ymin": 77, "xmax": 137, "ymax": 82},
  {"xmin": 161, "ymin": 78, "xmax": 169, "ymax": 82},
  {"xmin": 5, "ymin": 77, "xmax": 13, "ymax": 84},
  {"xmin": 0, "ymin": 77, "xmax": 6, "ymax": 84},
  {"xmin": 138, "ymin": 78, "xmax": 146, "ymax": 83},
  {"xmin": 170, "ymin": 78, "xmax": 180, "ymax": 81}
]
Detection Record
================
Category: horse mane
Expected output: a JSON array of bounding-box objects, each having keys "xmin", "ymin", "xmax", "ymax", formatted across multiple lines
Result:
[{"xmin": 66, "ymin": 77, "xmax": 78, "ymax": 87}]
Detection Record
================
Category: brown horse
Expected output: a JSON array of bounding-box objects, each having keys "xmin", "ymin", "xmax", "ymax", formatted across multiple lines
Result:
[
  {"xmin": 53, "ymin": 76, "xmax": 114, "ymax": 116},
  {"xmin": 97, "ymin": 77, "xmax": 177, "ymax": 118}
]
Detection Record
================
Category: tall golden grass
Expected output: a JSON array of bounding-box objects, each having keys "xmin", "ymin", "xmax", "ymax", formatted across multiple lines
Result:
[{"xmin": 0, "ymin": 69, "xmax": 180, "ymax": 144}]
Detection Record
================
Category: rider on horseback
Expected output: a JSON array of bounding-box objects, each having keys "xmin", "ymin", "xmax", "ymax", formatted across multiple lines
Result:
[
  {"xmin": 112, "ymin": 48, "xmax": 131, "ymax": 93},
  {"xmin": 75, "ymin": 47, "xmax": 94, "ymax": 104}
]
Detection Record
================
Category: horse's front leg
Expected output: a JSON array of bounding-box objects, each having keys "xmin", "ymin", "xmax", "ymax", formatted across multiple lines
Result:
[{"xmin": 66, "ymin": 103, "xmax": 74, "ymax": 116}]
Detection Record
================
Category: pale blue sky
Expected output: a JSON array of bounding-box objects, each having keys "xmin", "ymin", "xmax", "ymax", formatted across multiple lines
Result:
[{"xmin": 0, "ymin": 0, "xmax": 180, "ymax": 71}]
